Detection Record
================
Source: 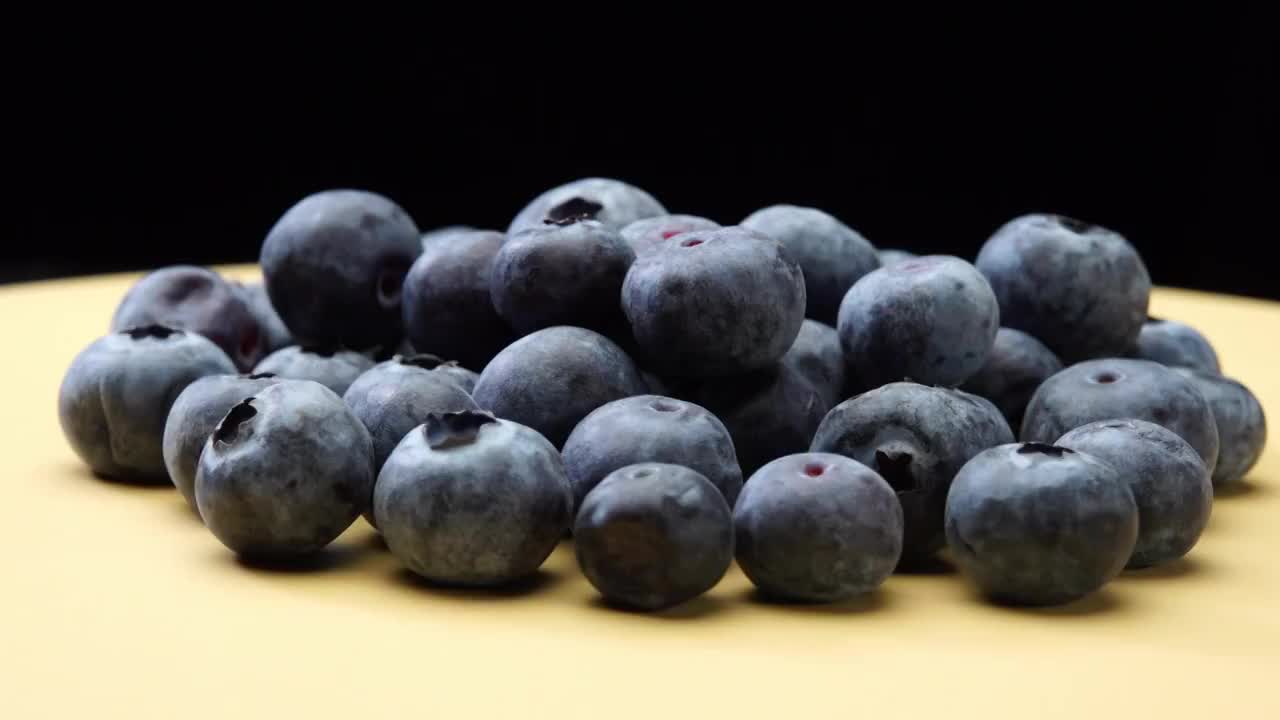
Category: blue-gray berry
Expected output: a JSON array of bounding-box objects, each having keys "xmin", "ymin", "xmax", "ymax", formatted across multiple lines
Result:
[
  {"xmin": 1173, "ymin": 368, "xmax": 1266, "ymax": 486},
  {"xmin": 1131, "ymin": 318, "xmax": 1220, "ymax": 374},
  {"xmin": 252, "ymin": 345, "xmax": 374, "ymax": 397},
  {"xmin": 961, "ymin": 327, "xmax": 1064, "ymax": 431},
  {"xmin": 507, "ymin": 177, "xmax": 666, "ymax": 235}
]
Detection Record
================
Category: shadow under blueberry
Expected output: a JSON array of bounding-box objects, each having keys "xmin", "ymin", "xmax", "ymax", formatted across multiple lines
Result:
[
  {"xmin": 742, "ymin": 587, "xmax": 893, "ymax": 615},
  {"xmin": 989, "ymin": 588, "xmax": 1127, "ymax": 617},
  {"xmin": 234, "ymin": 543, "xmax": 368, "ymax": 574},
  {"xmin": 1215, "ymin": 478, "xmax": 1265, "ymax": 499},
  {"xmin": 1119, "ymin": 555, "xmax": 1208, "ymax": 581},
  {"xmin": 392, "ymin": 567, "xmax": 562, "ymax": 600},
  {"xmin": 586, "ymin": 593, "xmax": 729, "ymax": 620},
  {"xmin": 91, "ymin": 469, "xmax": 175, "ymax": 491},
  {"xmin": 894, "ymin": 553, "xmax": 955, "ymax": 576},
  {"xmin": 364, "ymin": 531, "xmax": 388, "ymax": 551}
]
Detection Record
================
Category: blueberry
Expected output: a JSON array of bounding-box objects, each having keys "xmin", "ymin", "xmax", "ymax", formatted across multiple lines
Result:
[
  {"xmin": 781, "ymin": 319, "xmax": 846, "ymax": 409},
  {"xmin": 1172, "ymin": 368, "xmax": 1266, "ymax": 486},
  {"xmin": 59, "ymin": 325, "xmax": 237, "ymax": 483},
  {"xmin": 112, "ymin": 266, "xmax": 264, "ymax": 371},
  {"xmin": 401, "ymin": 229, "xmax": 515, "ymax": 371},
  {"xmin": 343, "ymin": 356, "xmax": 479, "ymax": 471},
  {"xmin": 741, "ymin": 205, "xmax": 880, "ymax": 326},
  {"xmin": 976, "ymin": 214, "xmax": 1151, "ymax": 362},
  {"xmin": 389, "ymin": 353, "xmax": 480, "ymax": 394},
  {"xmin": 574, "ymin": 463, "xmax": 733, "ymax": 610},
  {"xmin": 878, "ymin": 248, "xmax": 917, "ymax": 267},
  {"xmin": 195, "ymin": 380, "xmax": 375, "ymax": 558},
  {"xmin": 471, "ymin": 326, "xmax": 648, "ymax": 448},
  {"xmin": 837, "ymin": 255, "xmax": 999, "ymax": 389},
  {"xmin": 163, "ymin": 372, "xmax": 282, "ymax": 514},
  {"xmin": 946, "ymin": 443, "xmax": 1138, "ymax": 606},
  {"xmin": 619, "ymin": 215, "xmax": 720, "ymax": 257},
  {"xmin": 420, "ymin": 225, "xmax": 475, "ymax": 250},
  {"xmin": 677, "ymin": 363, "xmax": 829, "ymax": 478},
  {"xmin": 1057, "ymin": 420, "xmax": 1211, "ymax": 569},
  {"xmin": 252, "ymin": 345, "xmax": 375, "ymax": 397},
  {"xmin": 1021, "ymin": 358, "xmax": 1220, "ymax": 476},
  {"xmin": 490, "ymin": 218, "xmax": 636, "ymax": 339},
  {"xmin": 562, "ymin": 395, "xmax": 742, "ymax": 512},
  {"xmin": 375, "ymin": 411, "xmax": 572, "ymax": 586},
  {"xmin": 810, "ymin": 382, "xmax": 1014, "ymax": 561},
  {"xmin": 260, "ymin": 190, "xmax": 421, "ymax": 350},
  {"xmin": 734, "ymin": 453, "xmax": 903, "ymax": 602},
  {"xmin": 1131, "ymin": 318, "xmax": 1221, "ymax": 374},
  {"xmin": 507, "ymin": 177, "xmax": 666, "ymax": 235},
  {"xmin": 960, "ymin": 327, "xmax": 1064, "ymax": 431},
  {"xmin": 622, "ymin": 227, "xmax": 806, "ymax": 377},
  {"xmin": 232, "ymin": 281, "xmax": 293, "ymax": 354}
]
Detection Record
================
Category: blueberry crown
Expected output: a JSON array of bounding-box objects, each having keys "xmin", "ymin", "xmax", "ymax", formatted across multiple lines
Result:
[{"xmin": 424, "ymin": 410, "xmax": 498, "ymax": 449}]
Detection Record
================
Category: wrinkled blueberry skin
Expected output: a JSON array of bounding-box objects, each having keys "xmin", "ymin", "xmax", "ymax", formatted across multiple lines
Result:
[
  {"xmin": 1173, "ymin": 368, "xmax": 1266, "ymax": 486},
  {"xmin": 420, "ymin": 225, "xmax": 475, "ymax": 250},
  {"xmin": 1021, "ymin": 358, "xmax": 1220, "ymax": 477},
  {"xmin": 878, "ymin": 248, "xmax": 917, "ymax": 267},
  {"xmin": 343, "ymin": 357, "xmax": 479, "ymax": 471},
  {"xmin": 195, "ymin": 381, "xmax": 375, "ymax": 558},
  {"xmin": 507, "ymin": 177, "xmax": 666, "ymax": 235},
  {"xmin": 375, "ymin": 416, "xmax": 572, "ymax": 586},
  {"xmin": 260, "ymin": 190, "xmax": 421, "ymax": 350},
  {"xmin": 810, "ymin": 382, "xmax": 1014, "ymax": 561},
  {"xmin": 735, "ymin": 453, "xmax": 903, "ymax": 602},
  {"xmin": 961, "ymin": 328, "xmax": 1064, "ymax": 431},
  {"xmin": 782, "ymin": 319, "xmax": 846, "ymax": 409},
  {"xmin": 574, "ymin": 463, "xmax": 733, "ymax": 611},
  {"xmin": 252, "ymin": 346, "xmax": 375, "ymax": 397},
  {"xmin": 471, "ymin": 327, "xmax": 648, "ymax": 448},
  {"xmin": 741, "ymin": 205, "xmax": 880, "ymax": 326},
  {"xmin": 1131, "ymin": 319, "xmax": 1221, "ymax": 374},
  {"xmin": 620, "ymin": 215, "xmax": 720, "ymax": 257},
  {"xmin": 490, "ymin": 219, "xmax": 636, "ymax": 339},
  {"xmin": 232, "ymin": 281, "xmax": 293, "ymax": 354},
  {"xmin": 622, "ymin": 227, "xmax": 806, "ymax": 378},
  {"xmin": 1057, "ymin": 420, "xmax": 1211, "ymax": 569},
  {"xmin": 976, "ymin": 214, "xmax": 1151, "ymax": 363},
  {"xmin": 675, "ymin": 363, "xmax": 829, "ymax": 478},
  {"xmin": 112, "ymin": 266, "xmax": 264, "ymax": 371},
  {"xmin": 838, "ymin": 255, "xmax": 999, "ymax": 389},
  {"xmin": 402, "ymin": 230, "xmax": 515, "ymax": 371},
  {"xmin": 59, "ymin": 327, "xmax": 237, "ymax": 483},
  {"xmin": 562, "ymin": 395, "xmax": 742, "ymax": 512},
  {"xmin": 163, "ymin": 373, "xmax": 282, "ymax": 514},
  {"xmin": 946, "ymin": 443, "xmax": 1138, "ymax": 606}
]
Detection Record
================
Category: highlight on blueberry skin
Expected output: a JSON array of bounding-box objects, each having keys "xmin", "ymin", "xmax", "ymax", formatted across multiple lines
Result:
[
  {"xmin": 471, "ymin": 326, "xmax": 649, "ymax": 449},
  {"xmin": 622, "ymin": 226, "xmax": 806, "ymax": 378},
  {"xmin": 490, "ymin": 217, "xmax": 636, "ymax": 340},
  {"xmin": 741, "ymin": 204, "xmax": 881, "ymax": 326},
  {"xmin": 562, "ymin": 395, "xmax": 743, "ymax": 513},
  {"xmin": 374, "ymin": 411, "xmax": 572, "ymax": 587},
  {"xmin": 945, "ymin": 442, "xmax": 1138, "ymax": 607},
  {"xmin": 837, "ymin": 255, "xmax": 1000, "ymax": 389},
  {"xmin": 163, "ymin": 372, "xmax": 283, "ymax": 514},
  {"xmin": 734, "ymin": 453, "xmax": 903, "ymax": 602},
  {"xmin": 194, "ymin": 380, "xmax": 376, "ymax": 559},
  {"xmin": 976, "ymin": 213, "xmax": 1151, "ymax": 363},
  {"xmin": 252, "ymin": 345, "xmax": 375, "ymax": 397},
  {"xmin": 574, "ymin": 463, "xmax": 733, "ymax": 611},
  {"xmin": 1172, "ymin": 367, "xmax": 1267, "ymax": 486},
  {"xmin": 1129, "ymin": 318, "xmax": 1221, "ymax": 374},
  {"xmin": 401, "ymin": 230, "xmax": 515, "ymax": 372},
  {"xmin": 960, "ymin": 327, "xmax": 1064, "ymax": 431},
  {"xmin": 1021, "ymin": 358, "xmax": 1221, "ymax": 477},
  {"xmin": 58, "ymin": 325, "xmax": 237, "ymax": 483},
  {"xmin": 1057, "ymin": 419, "xmax": 1211, "ymax": 569},
  {"xmin": 260, "ymin": 189, "xmax": 421, "ymax": 351},
  {"xmin": 507, "ymin": 177, "xmax": 666, "ymax": 235},
  {"xmin": 620, "ymin": 214, "xmax": 720, "ymax": 257},
  {"xmin": 810, "ymin": 382, "xmax": 1014, "ymax": 563},
  {"xmin": 112, "ymin": 265, "xmax": 265, "ymax": 371}
]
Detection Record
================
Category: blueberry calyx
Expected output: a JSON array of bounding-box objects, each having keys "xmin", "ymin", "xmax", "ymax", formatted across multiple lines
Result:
[
  {"xmin": 1055, "ymin": 215, "xmax": 1095, "ymax": 234},
  {"xmin": 123, "ymin": 324, "xmax": 180, "ymax": 340},
  {"xmin": 397, "ymin": 353, "xmax": 447, "ymax": 370},
  {"xmin": 874, "ymin": 450, "xmax": 917, "ymax": 493},
  {"xmin": 1016, "ymin": 442, "xmax": 1072, "ymax": 457},
  {"xmin": 214, "ymin": 399, "xmax": 257, "ymax": 444},
  {"xmin": 544, "ymin": 197, "xmax": 603, "ymax": 225},
  {"xmin": 425, "ymin": 410, "xmax": 498, "ymax": 449},
  {"xmin": 648, "ymin": 399, "xmax": 681, "ymax": 413},
  {"xmin": 244, "ymin": 372, "xmax": 276, "ymax": 380}
]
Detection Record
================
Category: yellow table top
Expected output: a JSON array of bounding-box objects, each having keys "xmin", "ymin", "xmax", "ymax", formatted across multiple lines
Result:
[{"xmin": 3, "ymin": 266, "xmax": 1278, "ymax": 719}]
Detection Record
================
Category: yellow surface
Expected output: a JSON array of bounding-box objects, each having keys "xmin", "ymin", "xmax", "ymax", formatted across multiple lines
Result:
[{"xmin": 3, "ymin": 266, "xmax": 1279, "ymax": 719}]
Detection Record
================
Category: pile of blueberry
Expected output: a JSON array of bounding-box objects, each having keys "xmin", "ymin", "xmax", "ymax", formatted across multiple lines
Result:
[{"xmin": 58, "ymin": 178, "xmax": 1267, "ymax": 610}]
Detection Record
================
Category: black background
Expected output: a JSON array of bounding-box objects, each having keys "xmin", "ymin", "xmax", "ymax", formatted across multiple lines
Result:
[{"xmin": 6, "ymin": 11, "xmax": 1274, "ymax": 297}]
